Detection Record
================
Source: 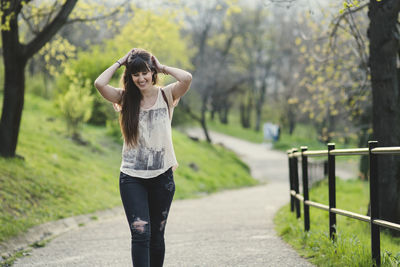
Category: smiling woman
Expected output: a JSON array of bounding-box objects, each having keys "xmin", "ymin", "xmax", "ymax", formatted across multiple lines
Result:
[{"xmin": 94, "ymin": 48, "xmax": 192, "ymax": 267}]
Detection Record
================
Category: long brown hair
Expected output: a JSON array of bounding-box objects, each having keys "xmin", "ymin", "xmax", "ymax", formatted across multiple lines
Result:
[{"xmin": 119, "ymin": 49, "xmax": 158, "ymax": 147}]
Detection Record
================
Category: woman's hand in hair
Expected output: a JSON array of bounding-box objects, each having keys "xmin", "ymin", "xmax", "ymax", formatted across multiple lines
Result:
[
  {"xmin": 151, "ymin": 55, "xmax": 165, "ymax": 74},
  {"xmin": 119, "ymin": 48, "xmax": 136, "ymax": 66}
]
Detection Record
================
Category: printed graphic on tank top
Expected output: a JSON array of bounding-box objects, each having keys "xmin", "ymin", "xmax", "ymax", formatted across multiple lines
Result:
[{"xmin": 120, "ymin": 87, "xmax": 178, "ymax": 179}]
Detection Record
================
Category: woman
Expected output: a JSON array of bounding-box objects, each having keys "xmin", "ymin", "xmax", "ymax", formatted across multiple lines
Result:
[{"xmin": 94, "ymin": 48, "xmax": 192, "ymax": 266}]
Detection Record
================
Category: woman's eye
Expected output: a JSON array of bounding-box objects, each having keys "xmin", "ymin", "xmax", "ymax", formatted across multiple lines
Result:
[{"xmin": 142, "ymin": 72, "xmax": 148, "ymax": 75}]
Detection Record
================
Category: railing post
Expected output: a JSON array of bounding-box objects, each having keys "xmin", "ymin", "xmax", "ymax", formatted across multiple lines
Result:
[
  {"xmin": 288, "ymin": 149, "xmax": 294, "ymax": 212},
  {"xmin": 369, "ymin": 141, "xmax": 380, "ymax": 266},
  {"xmin": 293, "ymin": 149, "xmax": 301, "ymax": 219},
  {"xmin": 301, "ymin": 146, "xmax": 310, "ymax": 231},
  {"xmin": 328, "ymin": 143, "xmax": 336, "ymax": 240}
]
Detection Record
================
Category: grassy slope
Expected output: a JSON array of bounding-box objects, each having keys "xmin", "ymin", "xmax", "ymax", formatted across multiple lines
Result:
[
  {"xmin": 274, "ymin": 179, "xmax": 400, "ymax": 266},
  {"xmin": 0, "ymin": 94, "xmax": 257, "ymax": 243}
]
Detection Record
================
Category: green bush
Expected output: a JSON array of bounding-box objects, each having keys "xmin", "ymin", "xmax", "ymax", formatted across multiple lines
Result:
[
  {"xmin": 56, "ymin": 46, "xmax": 122, "ymax": 125},
  {"xmin": 106, "ymin": 118, "xmax": 122, "ymax": 143},
  {"xmin": 58, "ymin": 78, "xmax": 93, "ymax": 139}
]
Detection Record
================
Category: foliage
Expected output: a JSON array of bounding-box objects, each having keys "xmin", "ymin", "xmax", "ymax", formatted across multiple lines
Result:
[
  {"xmin": 55, "ymin": 7, "xmax": 193, "ymax": 126},
  {"xmin": 37, "ymin": 36, "xmax": 77, "ymax": 77},
  {"xmin": 57, "ymin": 78, "xmax": 94, "ymax": 139},
  {"xmin": 275, "ymin": 178, "xmax": 400, "ymax": 266},
  {"xmin": 109, "ymin": 6, "xmax": 193, "ymax": 71},
  {"xmin": 19, "ymin": 0, "xmax": 125, "ymax": 77},
  {"xmin": 173, "ymin": 0, "xmax": 245, "ymax": 140},
  {"xmin": 340, "ymin": 0, "xmax": 362, "ymax": 14},
  {"xmin": 55, "ymin": 45, "xmax": 118, "ymax": 125},
  {"xmin": 290, "ymin": 4, "xmax": 371, "ymax": 143},
  {"xmin": 0, "ymin": 93, "xmax": 256, "ymax": 243}
]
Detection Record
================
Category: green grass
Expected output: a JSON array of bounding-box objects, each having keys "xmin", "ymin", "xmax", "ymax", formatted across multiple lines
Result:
[
  {"xmin": 274, "ymin": 178, "xmax": 400, "ymax": 266},
  {"xmin": 0, "ymin": 93, "xmax": 257, "ymax": 245},
  {"xmin": 206, "ymin": 114, "xmax": 264, "ymax": 143},
  {"xmin": 273, "ymin": 124, "xmax": 326, "ymax": 151}
]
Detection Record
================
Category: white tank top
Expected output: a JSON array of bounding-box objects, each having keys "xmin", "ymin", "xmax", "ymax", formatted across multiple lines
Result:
[{"xmin": 120, "ymin": 85, "xmax": 178, "ymax": 178}]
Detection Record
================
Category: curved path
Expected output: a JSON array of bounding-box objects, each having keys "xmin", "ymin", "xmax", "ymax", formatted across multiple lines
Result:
[{"xmin": 12, "ymin": 130, "xmax": 313, "ymax": 267}]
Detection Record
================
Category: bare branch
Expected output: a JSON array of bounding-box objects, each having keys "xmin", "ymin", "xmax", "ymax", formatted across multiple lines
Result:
[
  {"xmin": 66, "ymin": 0, "xmax": 128, "ymax": 25},
  {"xmin": 66, "ymin": 8, "xmax": 121, "ymax": 24},
  {"xmin": 45, "ymin": 2, "xmax": 60, "ymax": 27},
  {"xmin": 344, "ymin": 14, "xmax": 368, "ymax": 69},
  {"xmin": 20, "ymin": 9, "xmax": 38, "ymax": 34},
  {"xmin": 330, "ymin": 3, "xmax": 368, "ymax": 43},
  {"xmin": 23, "ymin": 0, "xmax": 78, "ymax": 60}
]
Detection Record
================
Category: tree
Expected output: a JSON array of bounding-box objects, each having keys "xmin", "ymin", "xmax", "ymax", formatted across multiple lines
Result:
[
  {"xmin": 225, "ymin": 5, "xmax": 274, "ymax": 131},
  {"xmin": 181, "ymin": 0, "xmax": 242, "ymax": 142},
  {"xmin": 0, "ymin": 0, "xmax": 123, "ymax": 157},
  {"xmin": 0, "ymin": 0, "xmax": 78, "ymax": 157},
  {"xmin": 368, "ymin": 0, "xmax": 400, "ymax": 229},
  {"xmin": 289, "ymin": 5, "xmax": 371, "ymax": 143}
]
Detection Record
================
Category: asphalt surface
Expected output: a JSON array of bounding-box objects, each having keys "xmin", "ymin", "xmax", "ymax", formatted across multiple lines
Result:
[{"xmin": 12, "ymin": 130, "xmax": 314, "ymax": 267}]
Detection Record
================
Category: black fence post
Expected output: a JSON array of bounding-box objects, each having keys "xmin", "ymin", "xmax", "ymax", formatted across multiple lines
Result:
[
  {"xmin": 301, "ymin": 146, "xmax": 310, "ymax": 231},
  {"xmin": 369, "ymin": 141, "xmax": 380, "ymax": 266},
  {"xmin": 288, "ymin": 150, "xmax": 294, "ymax": 212},
  {"xmin": 328, "ymin": 143, "xmax": 336, "ymax": 240},
  {"xmin": 293, "ymin": 149, "xmax": 301, "ymax": 219}
]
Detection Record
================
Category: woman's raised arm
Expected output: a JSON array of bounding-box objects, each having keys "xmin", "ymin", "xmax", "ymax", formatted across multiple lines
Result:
[
  {"xmin": 151, "ymin": 56, "xmax": 192, "ymax": 101},
  {"xmin": 94, "ymin": 49, "xmax": 135, "ymax": 103}
]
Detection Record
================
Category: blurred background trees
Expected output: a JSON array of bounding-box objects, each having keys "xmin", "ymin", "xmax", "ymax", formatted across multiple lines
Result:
[{"xmin": 1, "ymin": 0, "xmax": 400, "ymax": 231}]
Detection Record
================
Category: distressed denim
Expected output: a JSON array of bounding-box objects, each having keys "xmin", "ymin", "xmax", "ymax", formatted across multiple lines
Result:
[{"xmin": 119, "ymin": 168, "xmax": 175, "ymax": 267}]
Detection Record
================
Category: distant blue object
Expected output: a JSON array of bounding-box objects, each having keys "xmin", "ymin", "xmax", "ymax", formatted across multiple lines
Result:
[{"xmin": 263, "ymin": 123, "xmax": 280, "ymax": 142}]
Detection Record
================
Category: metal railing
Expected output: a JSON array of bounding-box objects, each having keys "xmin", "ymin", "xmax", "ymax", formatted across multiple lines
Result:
[{"xmin": 287, "ymin": 141, "xmax": 400, "ymax": 266}]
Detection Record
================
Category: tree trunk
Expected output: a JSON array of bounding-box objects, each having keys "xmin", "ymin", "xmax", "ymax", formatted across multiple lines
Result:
[
  {"xmin": 254, "ymin": 61, "xmax": 271, "ymax": 132},
  {"xmin": 255, "ymin": 80, "xmax": 267, "ymax": 132},
  {"xmin": 0, "ymin": 0, "xmax": 78, "ymax": 157},
  {"xmin": 240, "ymin": 102, "xmax": 251, "ymax": 129},
  {"xmin": 0, "ymin": 62, "xmax": 26, "ymax": 157},
  {"xmin": 201, "ymin": 95, "xmax": 212, "ymax": 143},
  {"xmin": 210, "ymin": 109, "xmax": 215, "ymax": 121},
  {"xmin": 219, "ymin": 102, "xmax": 229, "ymax": 124},
  {"xmin": 0, "ymin": 11, "xmax": 27, "ymax": 157},
  {"xmin": 288, "ymin": 108, "xmax": 296, "ymax": 135},
  {"xmin": 242, "ymin": 94, "xmax": 252, "ymax": 129},
  {"xmin": 368, "ymin": 0, "xmax": 400, "ymax": 230}
]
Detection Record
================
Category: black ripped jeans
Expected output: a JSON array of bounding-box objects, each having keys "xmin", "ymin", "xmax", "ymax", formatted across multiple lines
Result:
[{"xmin": 119, "ymin": 168, "xmax": 175, "ymax": 267}]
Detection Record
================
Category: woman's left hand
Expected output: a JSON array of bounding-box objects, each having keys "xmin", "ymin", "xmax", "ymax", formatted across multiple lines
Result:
[{"xmin": 151, "ymin": 55, "xmax": 165, "ymax": 74}]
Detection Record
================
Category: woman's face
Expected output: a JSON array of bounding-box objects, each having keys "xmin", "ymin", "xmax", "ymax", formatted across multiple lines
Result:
[{"xmin": 131, "ymin": 70, "xmax": 153, "ymax": 91}]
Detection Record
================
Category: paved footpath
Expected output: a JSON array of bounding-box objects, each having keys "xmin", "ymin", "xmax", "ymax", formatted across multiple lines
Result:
[{"xmin": 12, "ymin": 130, "xmax": 313, "ymax": 267}]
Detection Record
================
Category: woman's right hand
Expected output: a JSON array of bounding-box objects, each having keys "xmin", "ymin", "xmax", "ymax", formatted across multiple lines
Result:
[{"xmin": 119, "ymin": 48, "xmax": 136, "ymax": 66}]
